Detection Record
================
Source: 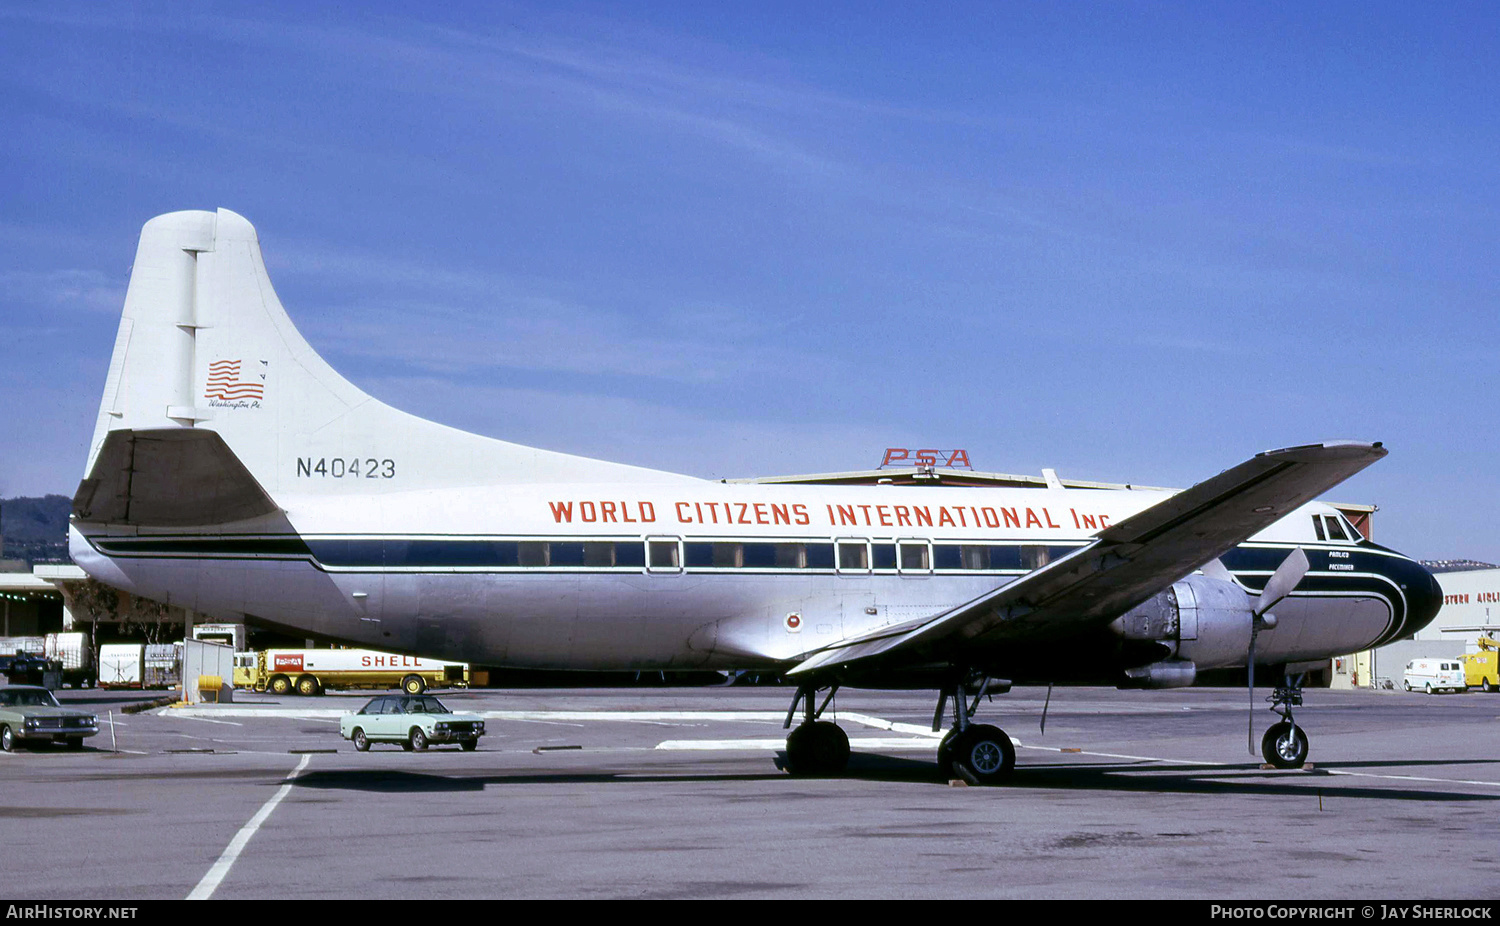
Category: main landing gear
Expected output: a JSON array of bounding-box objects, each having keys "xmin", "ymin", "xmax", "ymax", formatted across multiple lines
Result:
[
  {"xmin": 1260, "ymin": 672, "xmax": 1310, "ymax": 769},
  {"xmin": 934, "ymin": 675, "xmax": 1015, "ymax": 785},
  {"xmin": 782, "ymin": 685, "xmax": 849, "ymax": 777},
  {"xmin": 780, "ymin": 675, "xmax": 1018, "ymax": 784}
]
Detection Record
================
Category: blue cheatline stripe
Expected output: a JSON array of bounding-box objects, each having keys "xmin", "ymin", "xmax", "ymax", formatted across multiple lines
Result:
[{"xmin": 90, "ymin": 535, "xmax": 1085, "ymax": 572}]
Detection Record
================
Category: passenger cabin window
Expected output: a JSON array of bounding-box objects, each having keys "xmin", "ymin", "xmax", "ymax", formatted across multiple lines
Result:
[
  {"xmin": 519, "ymin": 541, "xmax": 548, "ymax": 567},
  {"xmin": 899, "ymin": 542, "xmax": 930, "ymax": 571},
  {"xmin": 648, "ymin": 541, "xmax": 680, "ymax": 569},
  {"xmin": 838, "ymin": 542, "xmax": 868, "ymax": 570},
  {"xmin": 583, "ymin": 542, "xmax": 616, "ymax": 568}
]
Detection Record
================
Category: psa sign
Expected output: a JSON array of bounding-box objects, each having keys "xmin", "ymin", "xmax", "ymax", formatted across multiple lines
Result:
[{"xmin": 880, "ymin": 448, "xmax": 972, "ymax": 470}]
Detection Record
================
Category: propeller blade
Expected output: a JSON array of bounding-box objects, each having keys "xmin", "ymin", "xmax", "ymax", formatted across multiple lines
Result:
[
  {"xmin": 1201, "ymin": 558, "xmax": 1235, "ymax": 584},
  {"xmin": 1255, "ymin": 547, "xmax": 1309, "ymax": 617}
]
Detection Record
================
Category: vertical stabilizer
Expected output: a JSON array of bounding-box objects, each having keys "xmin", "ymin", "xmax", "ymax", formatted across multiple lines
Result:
[{"xmin": 86, "ymin": 209, "xmax": 696, "ymax": 498}]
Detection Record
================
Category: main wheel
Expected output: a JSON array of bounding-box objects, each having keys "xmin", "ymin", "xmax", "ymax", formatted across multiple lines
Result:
[
  {"xmin": 351, "ymin": 728, "xmax": 369, "ymax": 752},
  {"xmin": 783, "ymin": 721, "xmax": 850, "ymax": 777},
  {"xmin": 936, "ymin": 728, "xmax": 959, "ymax": 777},
  {"xmin": 409, "ymin": 727, "xmax": 428, "ymax": 751},
  {"xmin": 1261, "ymin": 721, "xmax": 1309, "ymax": 769},
  {"xmin": 296, "ymin": 675, "xmax": 321, "ymax": 696},
  {"xmin": 402, "ymin": 675, "xmax": 426, "ymax": 695},
  {"xmin": 268, "ymin": 675, "xmax": 292, "ymax": 695},
  {"xmin": 949, "ymin": 724, "xmax": 1015, "ymax": 784},
  {"xmin": 1, "ymin": 725, "xmax": 13, "ymax": 752}
]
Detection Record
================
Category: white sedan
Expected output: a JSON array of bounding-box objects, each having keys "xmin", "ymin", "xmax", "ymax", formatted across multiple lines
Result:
[{"xmin": 340, "ymin": 694, "xmax": 485, "ymax": 751}]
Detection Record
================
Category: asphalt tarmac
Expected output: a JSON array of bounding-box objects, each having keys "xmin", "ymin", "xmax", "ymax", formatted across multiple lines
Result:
[{"xmin": 2, "ymin": 685, "xmax": 1497, "ymax": 900}]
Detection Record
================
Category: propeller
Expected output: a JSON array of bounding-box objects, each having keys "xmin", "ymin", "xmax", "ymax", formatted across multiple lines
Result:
[{"xmin": 1248, "ymin": 547, "xmax": 1309, "ymax": 755}]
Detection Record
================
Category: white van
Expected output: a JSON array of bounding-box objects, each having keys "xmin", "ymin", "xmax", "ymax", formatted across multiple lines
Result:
[{"xmin": 1404, "ymin": 659, "xmax": 1467, "ymax": 694}]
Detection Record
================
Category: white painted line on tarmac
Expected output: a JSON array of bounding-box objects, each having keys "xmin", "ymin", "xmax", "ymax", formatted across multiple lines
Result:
[
  {"xmin": 502, "ymin": 717, "xmax": 587, "ymax": 727},
  {"xmin": 484, "ymin": 710, "xmax": 788, "ymax": 722},
  {"xmin": 187, "ymin": 753, "xmax": 312, "ymax": 901},
  {"xmin": 168, "ymin": 707, "xmax": 789, "ymax": 722},
  {"xmin": 837, "ymin": 712, "xmax": 944, "ymax": 738},
  {"xmin": 1013, "ymin": 740, "xmax": 1500, "ymax": 788},
  {"xmin": 656, "ymin": 737, "xmax": 939, "ymax": 751},
  {"xmin": 165, "ymin": 715, "xmax": 244, "ymax": 726},
  {"xmin": 169, "ymin": 707, "xmax": 346, "ymax": 719},
  {"xmin": 1319, "ymin": 769, "xmax": 1500, "ymax": 789}
]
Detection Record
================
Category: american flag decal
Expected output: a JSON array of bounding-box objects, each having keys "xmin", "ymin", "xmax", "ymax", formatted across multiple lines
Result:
[{"xmin": 205, "ymin": 360, "xmax": 266, "ymax": 401}]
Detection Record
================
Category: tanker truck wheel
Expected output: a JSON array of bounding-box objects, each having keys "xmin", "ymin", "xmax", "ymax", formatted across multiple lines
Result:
[
  {"xmin": 402, "ymin": 675, "xmax": 426, "ymax": 695},
  {"xmin": 296, "ymin": 675, "xmax": 321, "ymax": 696},
  {"xmin": 268, "ymin": 675, "xmax": 292, "ymax": 695}
]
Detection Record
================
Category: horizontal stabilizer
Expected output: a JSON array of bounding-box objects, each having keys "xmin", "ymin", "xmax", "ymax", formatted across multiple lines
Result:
[{"xmin": 73, "ymin": 429, "xmax": 280, "ymax": 527}]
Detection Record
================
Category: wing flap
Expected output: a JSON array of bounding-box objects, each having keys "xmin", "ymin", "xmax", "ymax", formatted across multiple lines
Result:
[{"xmin": 789, "ymin": 441, "xmax": 1386, "ymax": 677}]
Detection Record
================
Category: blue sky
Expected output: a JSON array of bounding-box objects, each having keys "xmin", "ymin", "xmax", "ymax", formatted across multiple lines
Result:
[{"xmin": 1, "ymin": 2, "xmax": 1496, "ymax": 561}]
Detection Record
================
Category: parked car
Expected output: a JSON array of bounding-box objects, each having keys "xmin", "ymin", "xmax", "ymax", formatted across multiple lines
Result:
[
  {"xmin": 339, "ymin": 694, "xmax": 485, "ymax": 752},
  {"xmin": 0, "ymin": 686, "xmax": 99, "ymax": 751}
]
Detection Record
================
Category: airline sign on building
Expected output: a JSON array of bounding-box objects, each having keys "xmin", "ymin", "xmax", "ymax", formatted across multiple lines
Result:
[{"xmin": 1418, "ymin": 567, "xmax": 1500, "ymax": 644}]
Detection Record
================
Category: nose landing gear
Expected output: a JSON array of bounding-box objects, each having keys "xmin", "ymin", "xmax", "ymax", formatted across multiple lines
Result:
[{"xmin": 1260, "ymin": 673, "xmax": 1309, "ymax": 769}]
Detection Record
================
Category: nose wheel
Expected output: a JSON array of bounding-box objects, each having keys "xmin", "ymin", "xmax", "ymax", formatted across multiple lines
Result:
[{"xmin": 1261, "ymin": 721, "xmax": 1309, "ymax": 768}]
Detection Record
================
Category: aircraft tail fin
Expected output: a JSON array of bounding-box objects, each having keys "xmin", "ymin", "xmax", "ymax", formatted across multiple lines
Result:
[{"xmin": 85, "ymin": 209, "xmax": 693, "ymax": 499}]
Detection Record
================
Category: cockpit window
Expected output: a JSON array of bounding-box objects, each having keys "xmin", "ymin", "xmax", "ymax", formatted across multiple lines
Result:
[{"xmin": 1313, "ymin": 513, "xmax": 1362, "ymax": 543}]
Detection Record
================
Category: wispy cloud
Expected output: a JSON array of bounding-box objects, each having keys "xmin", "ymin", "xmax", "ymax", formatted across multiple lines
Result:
[
  {"xmin": 0, "ymin": 268, "xmax": 124, "ymax": 315},
  {"xmin": 357, "ymin": 375, "xmax": 894, "ymax": 480},
  {"xmin": 268, "ymin": 242, "xmax": 830, "ymax": 383}
]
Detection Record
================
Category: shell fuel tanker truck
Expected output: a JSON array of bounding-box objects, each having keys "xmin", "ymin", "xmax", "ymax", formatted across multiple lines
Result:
[{"xmin": 243, "ymin": 648, "xmax": 469, "ymax": 696}]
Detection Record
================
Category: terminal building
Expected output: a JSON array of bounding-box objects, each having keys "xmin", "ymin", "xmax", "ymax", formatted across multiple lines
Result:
[{"xmin": 1338, "ymin": 562, "xmax": 1500, "ymax": 690}]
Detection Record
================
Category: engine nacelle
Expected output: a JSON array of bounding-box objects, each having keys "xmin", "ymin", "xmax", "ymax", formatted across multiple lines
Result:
[{"xmin": 1109, "ymin": 574, "xmax": 1255, "ymax": 671}]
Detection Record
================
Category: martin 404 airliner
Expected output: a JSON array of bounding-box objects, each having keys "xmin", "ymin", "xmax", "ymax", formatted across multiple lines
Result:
[{"xmin": 70, "ymin": 209, "xmax": 1442, "ymax": 783}]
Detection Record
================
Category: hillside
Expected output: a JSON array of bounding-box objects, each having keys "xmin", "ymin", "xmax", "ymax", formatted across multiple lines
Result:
[{"xmin": 1, "ymin": 494, "xmax": 72, "ymax": 565}]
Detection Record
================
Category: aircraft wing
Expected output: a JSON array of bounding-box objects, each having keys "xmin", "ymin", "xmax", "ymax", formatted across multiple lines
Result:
[{"xmin": 788, "ymin": 441, "xmax": 1386, "ymax": 678}]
